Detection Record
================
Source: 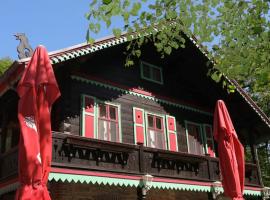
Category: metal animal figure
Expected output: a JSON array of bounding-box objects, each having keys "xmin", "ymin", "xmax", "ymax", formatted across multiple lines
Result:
[{"xmin": 14, "ymin": 33, "xmax": 33, "ymax": 59}]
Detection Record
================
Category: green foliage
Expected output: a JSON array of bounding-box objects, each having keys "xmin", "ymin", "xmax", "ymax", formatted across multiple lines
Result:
[
  {"xmin": 85, "ymin": 0, "xmax": 270, "ymax": 185},
  {"xmin": 85, "ymin": 0, "xmax": 270, "ymax": 115},
  {"xmin": 258, "ymin": 143, "xmax": 270, "ymax": 186},
  {"xmin": 0, "ymin": 57, "xmax": 13, "ymax": 75}
]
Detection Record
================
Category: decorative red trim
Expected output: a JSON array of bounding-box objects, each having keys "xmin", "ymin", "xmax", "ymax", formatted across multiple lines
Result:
[
  {"xmin": 72, "ymin": 72, "xmax": 213, "ymax": 114},
  {"xmin": 50, "ymin": 167, "xmax": 263, "ymax": 191},
  {"xmin": 51, "ymin": 167, "xmax": 141, "ymax": 180}
]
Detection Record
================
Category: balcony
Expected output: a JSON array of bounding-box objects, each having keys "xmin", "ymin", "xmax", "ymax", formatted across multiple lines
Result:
[{"xmin": 0, "ymin": 131, "xmax": 261, "ymax": 187}]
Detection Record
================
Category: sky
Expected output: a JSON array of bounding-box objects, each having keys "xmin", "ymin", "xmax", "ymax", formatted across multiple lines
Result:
[{"xmin": 0, "ymin": 0, "xmax": 117, "ymax": 60}]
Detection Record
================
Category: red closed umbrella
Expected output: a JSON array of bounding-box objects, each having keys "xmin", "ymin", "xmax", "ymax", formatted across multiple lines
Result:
[
  {"xmin": 16, "ymin": 46, "xmax": 60, "ymax": 200},
  {"xmin": 213, "ymin": 100, "xmax": 245, "ymax": 200}
]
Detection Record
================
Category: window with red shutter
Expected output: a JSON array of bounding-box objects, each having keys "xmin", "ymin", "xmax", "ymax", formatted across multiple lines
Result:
[
  {"xmin": 97, "ymin": 103, "xmax": 120, "ymax": 142},
  {"xmin": 133, "ymin": 108, "xmax": 179, "ymax": 151},
  {"xmin": 81, "ymin": 95, "xmax": 96, "ymax": 138},
  {"xmin": 81, "ymin": 95, "xmax": 121, "ymax": 142},
  {"xmin": 146, "ymin": 113, "xmax": 166, "ymax": 149}
]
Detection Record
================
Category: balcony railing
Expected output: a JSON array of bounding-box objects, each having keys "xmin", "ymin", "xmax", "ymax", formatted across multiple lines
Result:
[{"xmin": 0, "ymin": 131, "xmax": 261, "ymax": 187}]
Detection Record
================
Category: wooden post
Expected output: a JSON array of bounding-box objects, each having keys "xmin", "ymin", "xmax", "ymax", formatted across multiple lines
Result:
[{"xmin": 251, "ymin": 144, "xmax": 264, "ymax": 187}]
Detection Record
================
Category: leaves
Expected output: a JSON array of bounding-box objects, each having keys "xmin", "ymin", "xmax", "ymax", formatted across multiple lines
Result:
[
  {"xmin": 85, "ymin": 0, "xmax": 270, "ymax": 116},
  {"xmin": 0, "ymin": 57, "xmax": 13, "ymax": 75}
]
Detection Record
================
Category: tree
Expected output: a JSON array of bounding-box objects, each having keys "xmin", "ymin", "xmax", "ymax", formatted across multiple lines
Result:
[
  {"xmin": 86, "ymin": 0, "xmax": 270, "ymax": 115},
  {"xmin": 86, "ymin": 1, "xmax": 270, "ymax": 186},
  {"xmin": 0, "ymin": 57, "xmax": 13, "ymax": 75}
]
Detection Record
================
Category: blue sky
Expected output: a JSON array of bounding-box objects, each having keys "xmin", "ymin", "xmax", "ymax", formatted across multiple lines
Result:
[{"xmin": 0, "ymin": 0, "xmax": 117, "ymax": 60}]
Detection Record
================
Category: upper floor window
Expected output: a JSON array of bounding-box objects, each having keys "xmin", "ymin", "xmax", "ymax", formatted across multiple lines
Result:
[
  {"xmin": 185, "ymin": 121, "xmax": 215, "ymax": 157},
  {"xmin": 133, "ymin": 107, "xmax": 178, "ymax": 151},
  {"xmin": 81, "ymin": 95, "xmax": 122, "ymax": 143},
  {"xmin": 140, "ymin": 61, "xmax": 163, "ymax": 84},
  {"xmin": 146, "ymin": 113, "xmax": 166, "ymax": 149},
  {"xmin": 185, "ymin": 121, "xmax": 204, "ymax": 155},
  {"xmin": 98, "ymin": 103, "xmax": 120, "ymax": 142}
]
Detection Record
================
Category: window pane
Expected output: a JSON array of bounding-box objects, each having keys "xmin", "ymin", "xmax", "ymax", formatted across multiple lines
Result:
[
  {"xmin": 98, "ymin": 119, "xmax": 108, "ymax": 140},
  {"xmin": 156, "ymin": 117, "xmax": 162, "ymax": 129},
  {"xmin": 187, "ymin": 124, "xmax": 204, "ymax": 155},
  {"xmin": 148, "ymin": 115, "xmax": 154, "ymax": 127},
  {"xmin": 109, "ymin": 106, "xmax": 117, "ymax": 120},
  {"xmin": 148, "ymin": 130, "xmax": 156, "ymax": 148},
  {"xmin": 152, "ymin": 68, "xmax": 162, "ymax": 82},
  {"xmin": 110, "ymin": 121, "xmax": 118, "ymax": 142},
  {"xmin": 156, "ymin": 131, "xmax": 165, "ymax": 149},
  {"xmin": 143, "ymin": 64, "xmax": 151, "ymax": 78},
  {"xmin": 99, "ymin": 104, "xmax": 106, "ymax": 118}
]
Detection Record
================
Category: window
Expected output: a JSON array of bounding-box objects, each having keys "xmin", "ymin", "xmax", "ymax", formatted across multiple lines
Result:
[
  {"xmin": 81, "ymin": 95, "xmax": 121, "ymax": 143},
  {"xmin": 97, "ymin": 103, "xmax": 120, "ymax": 142},
  {"xmin": 140, "ymin": 61, "xmax": 163, "ymax": 84},
  {"xmin": 203, "ymin": 124, "xmax": 215, "ymax": 157},
  {"xmin": 133, "ymin": 107, "xmax": 178, "ymax": 151},
  {"xmin": 146, "ymin": 114, "xmax": 166, "ymax": 149},
  {"xmin": 185, "ymin": 122, "xmax": 204, "ymax": 155},
  {"xmin": 185, "ymin": 121, "xmax": 215, "ymax": 157}
]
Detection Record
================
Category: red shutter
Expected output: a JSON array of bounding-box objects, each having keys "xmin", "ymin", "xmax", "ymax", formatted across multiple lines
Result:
[
  {"xmin": 133, "ymin": 108, "xmax": 145, "ymax": 144},
  {"xmin": 166, "ymin": 115, "xmax": 178, "ymax": 151},
  {"xmin": 82, "ymin": 95, "xmax": 95, "ymax": 138}
]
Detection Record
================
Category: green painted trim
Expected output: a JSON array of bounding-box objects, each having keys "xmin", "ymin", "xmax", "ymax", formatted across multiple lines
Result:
[
  {"xmin": 214, "ymin": 187, "xmax": 262, "ymax": 197},
  {"xmin": 48, "ymin": 172, "xmax": 139, "ymax": 187},
  {"xmin": 140, "ymin": 61, "xmax": 164, "ymax": 85},
  {"xmin": 133, "ymin": 107, "xmax": 146, "ymax": 145},
  {"xmin": 165, "ymin": 115, "xmax": 178, "ymax": 151},
  {"xmin": 48, "ymin": 172, "xmax": 262, "ymax": 196},
  {"xmin": 71, "ymin": 75, "xmax": 212, "ymax": 116},
  {"xmin": 184, "ymin": 121, "xmax": 190, "ymax": 153},
  {"xmin": 48, "ymin": 172, "xmax": 211, "ymax": 192},
  {"xmin": 151, "ymin": 182, "xmax": 211, "ymax": 192}
]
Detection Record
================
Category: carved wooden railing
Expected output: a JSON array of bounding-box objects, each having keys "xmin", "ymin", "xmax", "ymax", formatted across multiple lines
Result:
[
  {"xmin": 0, "ymin": 132, "xmax": 261, "ymax": 187},
  {"xmin": 0, "ymin": 147, "xmax": 18, "ymax": 181}
]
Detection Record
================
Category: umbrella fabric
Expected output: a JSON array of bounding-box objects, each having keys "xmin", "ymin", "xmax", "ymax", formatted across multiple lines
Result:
[
  {"xmin": 213, "ymin": 100, "xmax": 245, "ymax": 200},
  {"xmin": 16, "ymin": 46, "xmax": 60, "ymax": 200}
]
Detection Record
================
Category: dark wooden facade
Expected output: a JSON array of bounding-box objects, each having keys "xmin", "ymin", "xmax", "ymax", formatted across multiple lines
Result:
[{"xmin": 0, "ymin": 34, "xmax": 269, "ymax": 199}]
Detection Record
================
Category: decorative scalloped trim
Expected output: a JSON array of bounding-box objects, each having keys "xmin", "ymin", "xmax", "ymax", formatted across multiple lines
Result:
[
  {"xmin": 48, "ymin": 172, "xmax": 211, "ymax": 192},
  {"xmin": 49, "ymin": 172, "xmax": 140, "ymax": 187},
  {"xmin": 151, "ymin": 181, "xmax": 211, "ymax": 192},
  {"xmin": 48, "ymin": 172, "xmax": 262, "ymax": 196},
  {"xmin": 214, "ymin": 187, "xmax": 262, "ymax": 196},
  {"xmin": 71, "ymin": 75, "xmax": 212, "ymax": 116},
  {"xmin": 50, "ymin": 37, "xmax": 128, "ymax": 64}
]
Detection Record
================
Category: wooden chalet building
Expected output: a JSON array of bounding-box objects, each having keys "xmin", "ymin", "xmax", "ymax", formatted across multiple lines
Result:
[{"xmin": 0, "ymin": 33, "xmax": 270, "ymax": 200}]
